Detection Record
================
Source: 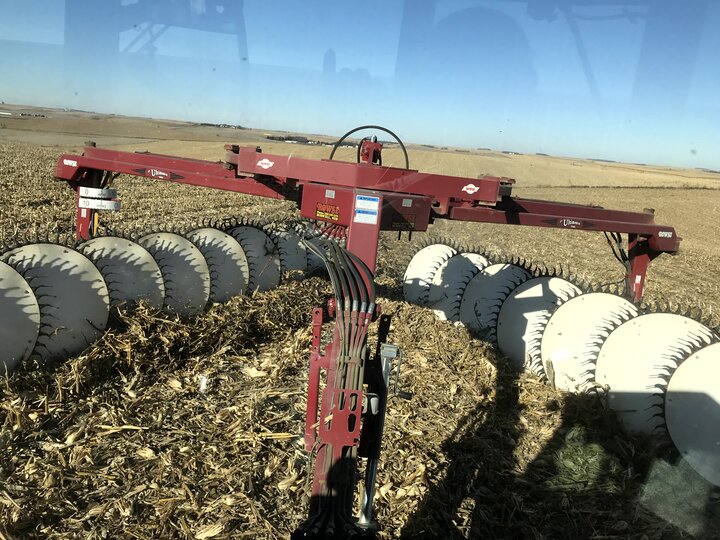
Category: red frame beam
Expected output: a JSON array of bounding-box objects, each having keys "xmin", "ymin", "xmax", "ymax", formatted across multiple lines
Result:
[
  {"xmin": 55, "ymin": 144, "xmax": 680, "ymax": 300},
  {"xmin": 448, "ymin": 199, "xmax": 678, "ymax": 252},
  {"xmin": 229, "ymin": 146, "xmax": 505, "ymax": 207},
  {"xmin": 56, "ymin": 149, "xmax": 287, "ymax": 199}
]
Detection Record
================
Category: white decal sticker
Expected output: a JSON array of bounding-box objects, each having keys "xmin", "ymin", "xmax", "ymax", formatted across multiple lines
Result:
[
  {"xmin": 355, "ymin": 195, "xmax": 380, "ymax": 211},
  {"xmin": 560, "ymin": 218, "xmax": 582, "ymax": 228},
  {"xmin": 658, "ymin": 231, "xmax": 673, "ymax": 238},
  {"xmin": 462, "ymin": 183, "xmax": 480, "ymax": 195},
  {"xmin": 63, "ymin": 159, "xmax": 78, "ymax": 167},
  {"xmin": 325, "ymin": 189, "xmax": 336, "ymax": 199},
  {"xmin": 635, "ymin": 275, "xmax": 642, "ymax": 284},
  {"xmin": 257, "ymin": 158, "xmax": 275, "ymax": 170},
  {"xmin": 354, "ymin": 209, "xmax": 378, "ymax": 225},
  {"xmin": 402, "ymin": 198, "xmax": 413, "ymax": 208},
  {"xmin": 148, "ymin": 168, "xmax": 169, "ymax": 179},
  {"xmin": 79, "ymin": 186, "xmax": 117, "ymax": 199},
  {"xmin": 354, "ymin": 195, "xmax": 380, "ymax": 225},
  {"xmin": 78, "ymin": 197, "xmax": 121, "ymax": 211}
]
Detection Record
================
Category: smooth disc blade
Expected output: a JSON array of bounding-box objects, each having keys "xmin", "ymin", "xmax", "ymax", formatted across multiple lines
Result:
[
  {"xmin": 138, "ymin": 232, "xmax": 210, "ymax": 316},
  {"xmin": 665, "ymin": 342, "xmax": 720, "ymax": 487},
  {"xmin": 541, "ymin": 292, "xmax": 638, "ymax": 393},
  {"xmin": 79, "ymin": 236, "xmax": 164, "ymax": 309},
  {"xmin": 0, "ymin": 261, "xmax": 40, "ymax": 371},
  {"xmin": 2, "ymin": 244, "xmax": 109, "ymax": 362},
  {"xmin": 496, "ymin": 276, "xmax": 581, "ymax": 371},
  {"xmin": 403, "ymin": 244, "xmax": 457, "ymax": 305},
  {"xmin": 186, "ymin": 228, "xmax": 249, "ymax": 303},
  {"xmin": 271, "ymin": 229, "xmax": 308, "ymax": 272},
  {"xmin": 595, "ymin": 313, "xmax": 714, "ymax": 434},
  {"xmin": 429, "ymin": 253, "xmax": 489, "ymax": 322},
  {"xmin": 227, "ymin": 226, "xmax": 281, "ymax": 293}
]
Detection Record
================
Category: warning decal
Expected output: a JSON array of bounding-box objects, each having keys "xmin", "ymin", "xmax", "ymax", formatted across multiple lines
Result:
[{"xmin": 353, "ymin": 195, "xmax": 380, "ymax": 225}]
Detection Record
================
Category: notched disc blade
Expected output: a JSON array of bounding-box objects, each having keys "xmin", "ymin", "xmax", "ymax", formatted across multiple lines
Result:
[
  {"xmin": 541, "ymin": 292, "xmax": 638, "ymax": 393},
  {"xmin": 0, "ymin": 261, "xmax": 40, "ymax": 371},
  {"xmin": 428, "ymin": 253, "xmax": 489, "ymax": 322},
  {"xmin": 307, "ymin": 249, "xmax": 325, "ymax": 274},
  {"xmin": 227, "ymin": 226, "xmax": 281, "ymax": 294},
  {"xmin": 186, "ymin": 228, "xmax": 249, "ymax": 303},
  {"xmin": 665, "ymin": 342, "xmax": 720, "ymax": 487},
  {"xmin": 459, "ymin": 263, "xmax": 532, "ymax": 342},
  {"xmin": 138, "ymin": 232, "xmax": 210, "ymax": 316},
  {"xmin": 496, "ymin": 276, "xmax": 580, "ymax": 371},
  {"xmin": 271, "ymin": 229, "xmax": 308, "ymax": 272},
  {"xmin": 2, "ymin": 244, "xmax": 109, "ymax": 362},
  {"xmin": 403, "ymin": 244, "xmax": 457, "ymax": 305},
  {"xmin": 595, "ymin": 313, "xmax": 714, "ymax": 434},
  {"xmin": 79, "ymin": 236, "xmax": 165, "ymax": 309}
]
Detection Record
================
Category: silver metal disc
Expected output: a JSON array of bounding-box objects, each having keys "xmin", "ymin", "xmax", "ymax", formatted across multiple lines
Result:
[
  {"xmin": 226, "ymin": 226, "xmax": 281, "ymax": 293},
  {"xmin": 79, "ymin": 236, "xmax": 165, "ymax": 309},
  {"xmin": 0, "ymin": 261, "xmax": 40, "ymax": 372},
  {"xmin": 270, "ymin": 229, "xmax": 308, "ymax": 272},
  {"xmin": 403, "ymin": 244, "xmax": 458, "ymax": 306},
  {"xmin": 458, "ymin": 263, "xmax": 532, "ymax": 341},
  {"xmin": 595, "ymin": 313, "xmax": 714, "ymax": 434},
  {"xmin": 496, "ymin": 276, "xmax": 581, "ymax": 372},
  {"xmin": 1, "ymin": 244, "xmax": 109, "ymax": 362},
  {"xmin": 665, "ymin": 342, "xmax": 720, "ymax": 487},
  {"xmin": 186, "ymin": 228, "xmax": 249, "ymax": 303},
  {"xmin": 428, "ymin": 253, "xmax": 489, "ymax": 322},
  {"xmin": 540, "ymin": 292, "xmax": 638, "ymax": 393},
  {"xmin": 138, "ymin": 232, "xmax": 210, "ymax": 316}
]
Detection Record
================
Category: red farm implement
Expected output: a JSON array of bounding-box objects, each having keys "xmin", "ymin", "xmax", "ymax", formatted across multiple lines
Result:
[{"xmin": 5, "ymin": 126, "xmax": 710, "ymax": 539}]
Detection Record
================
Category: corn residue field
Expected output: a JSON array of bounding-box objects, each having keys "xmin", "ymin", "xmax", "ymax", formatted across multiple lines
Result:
[{"xmin": 1, "ymin": 132, "xmax": 720, "ymax": 540}]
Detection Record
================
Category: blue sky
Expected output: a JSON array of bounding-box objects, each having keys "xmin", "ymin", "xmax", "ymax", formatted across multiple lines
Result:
[{"xmin": 0, "ymin": 0, "xmax": 718, "ymax": 169}]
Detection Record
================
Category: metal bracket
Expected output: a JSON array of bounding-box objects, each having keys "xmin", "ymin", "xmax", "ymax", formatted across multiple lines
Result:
[{"xmin": 380, "ymin": 343, "xmax": 412, "ymax": 401}]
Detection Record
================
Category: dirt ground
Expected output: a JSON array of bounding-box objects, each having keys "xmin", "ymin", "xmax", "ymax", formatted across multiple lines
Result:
[{"xmin": 1, "ymin": 108, "xmax": 719, "ymax": 539}]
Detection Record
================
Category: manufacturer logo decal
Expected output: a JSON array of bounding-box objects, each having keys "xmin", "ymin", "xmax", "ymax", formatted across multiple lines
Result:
[
  {"xmin": 541, "ymin": 217, "xmax": 595, "ymax": 229},
  {"xmin": 63, "ymin": 159, "xmax": 78, "ymax": 167},
  {"xmin": 560, "ymin": 218, "xmax": 582, "ymax": 228},
  {"xmin": 132, "ymin": 168, "xmax": 184, "ymax": 181},
  {"xmin": 257, "ymin": 158, "xmax": 275, "ymax": 170},
  {"xmin": 658, "ymin": 231, "xmax": 673, "ymax": 238},
  {"xmin": 147, "ymin": 168, "xmax": 170, "ymax": 179},
  {"xmin": 461, "ymin": 183, "xmax": 480, "ymax": 195},
  {"xmin": 316, "ymin": 203, "xmax": 340, "ymax": 222},
  {"xmin": 133, "ymin": 169, "xmax": 185, "ymax": 180}
]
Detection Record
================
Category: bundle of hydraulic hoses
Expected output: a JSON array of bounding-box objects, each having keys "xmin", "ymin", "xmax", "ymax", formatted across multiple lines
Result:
[{"xmin": 297, "ymin": 239, "xmax": 376, "ymax": 538}]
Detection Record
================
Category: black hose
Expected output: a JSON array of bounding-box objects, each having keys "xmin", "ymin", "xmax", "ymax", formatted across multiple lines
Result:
[
  {"xmin": 329, "ymin": 241, "xmax": 352, "ymax": 312},
  {"xmin": 305, "ymin": 239, "xmax": 347, "ymax": 348},
  {"xmin": 346, "ymin": 250, "xmax": 376, "ymax": 313}
]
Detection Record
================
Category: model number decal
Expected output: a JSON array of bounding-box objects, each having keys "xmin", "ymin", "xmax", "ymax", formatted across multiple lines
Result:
[
  {"xmin": 658, "ymin": 231, "xmax": 673, "ymax": 238},
  {"xmin": 63, "ymin": 159, "xmax": 78, "ymax": 167}
]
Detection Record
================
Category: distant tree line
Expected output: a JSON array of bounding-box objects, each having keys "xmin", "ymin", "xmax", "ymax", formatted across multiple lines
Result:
[{"xmin": 199, "ymin": 122, "xmax": 244, "ymax": 129}]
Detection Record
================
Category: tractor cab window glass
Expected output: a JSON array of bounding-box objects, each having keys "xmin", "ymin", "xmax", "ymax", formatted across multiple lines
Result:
[{"xmin": 0, "ymin": 1, "xmax": 718, "ymax": 539}]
